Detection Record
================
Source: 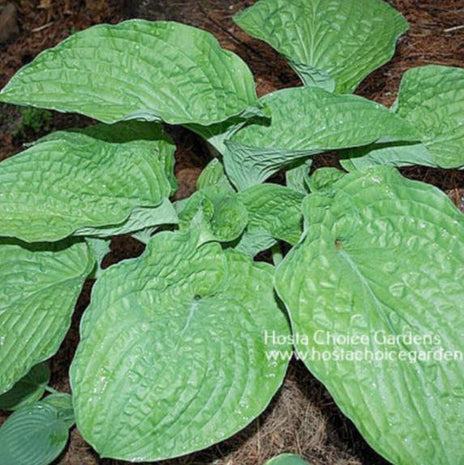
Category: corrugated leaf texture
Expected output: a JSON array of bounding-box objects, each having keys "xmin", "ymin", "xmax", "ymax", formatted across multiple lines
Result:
[
  {"xmin": 0, "ymin": 20, "xmax": 258, "ymax": 125},
  {"xmin": 71, "ymin": 231, "xmax": 290, "ymax": 461},
  {"xmin": 276, "ymin": 166, "xmax": 464, "ymax": 465}
]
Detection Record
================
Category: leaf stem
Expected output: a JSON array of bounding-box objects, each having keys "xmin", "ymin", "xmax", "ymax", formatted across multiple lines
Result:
[{"xmin": 44, "ymin": 385, "xmax": 60, "ymax": 395}]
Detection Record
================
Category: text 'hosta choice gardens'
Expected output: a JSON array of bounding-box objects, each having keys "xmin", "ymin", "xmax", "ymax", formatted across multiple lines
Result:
[{"xmin": 0, "ymin": 0, "xmax": 463, "ymax": 464}]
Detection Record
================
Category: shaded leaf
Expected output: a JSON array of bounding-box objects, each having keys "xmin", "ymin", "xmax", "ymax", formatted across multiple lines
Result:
[
  {"xmin": 0, "ymin": 239, "xmax": 94, "ymax": 394},
  {"xmin": 264, "ymin": 454, "xmax": 311, "ymax": 465},
  {"xmin": 76, "ymin": 199, "xmax": 179, "ymax": 238},
  {"xmin": 308, "ymin": 167, "xmax": 346, "ymax": 192},
  {"xmin": 0, "ymin": 395, "xmax": 73, "ymax": 465},
  {"xmin": 196, "ymin": 158, "xmax": 234, "ymax": 192},
  {"xmin": 286, "ymin": 159, "xmax": 313, "ymax": 194},
  {"xmin": 0, "ymin": 363, "xmax": 50, "ymax": 411},
  {"xmin": 234, "ymin": 229, "xmax": 277, "ymax": 257}
]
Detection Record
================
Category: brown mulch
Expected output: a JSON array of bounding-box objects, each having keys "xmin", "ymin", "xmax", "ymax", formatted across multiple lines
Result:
[{"xmin": 0, "ymin": 1, "xmax": 463, "ymax": 464}]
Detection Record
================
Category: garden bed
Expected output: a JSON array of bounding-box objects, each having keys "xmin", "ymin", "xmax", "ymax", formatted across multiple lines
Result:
[{"xmin": 0, "ymin": 1, "xmax": 463, "ymax": 464}]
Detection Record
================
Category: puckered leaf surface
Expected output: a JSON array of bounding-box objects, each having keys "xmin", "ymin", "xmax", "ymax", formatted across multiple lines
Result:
[
  {"xmin": 71, "ymin": 231, "xmax": 290, "ymax": 461},
  {"xmin": 0, "ymin": 240, "xmax": 94, "ymax": 394},
  {"xmin": 225, "ymin": 87, "xmax": 418, "ymax": 188},
  {"xmin": 395, "ymin": 66, "xmax": 464, "ymax": 168},
  {"xmin": 0, "ymin": 131, "xmax": 175, "ymax": 242},
  {"xmin": 234, "ymin": 0, "xmax": 408, "ymax": 93},
  {"xmin": 178, "ymin": 187, "xmax": 248, "ymax": 243},
  {"xmin": 275, "ymin": 166, "xmax": 464, "ymax": 465},
  {"xmin": 0, "ymin": 394, "xmax": 73, "ymax": 465},
  {"xmin": 196, "ymin": 158, "xmax": 234, "ymax": 192},
  {"xmin": 0, "ymin": 20, "xmax": 258, "ymax": 126},
  {"xmin": 342, "ymin": 66, "xmax": 464, "ymax": 170},
  {"xmin": 237, "ymin": 184, "xmax": 304, "ymax": 245}
]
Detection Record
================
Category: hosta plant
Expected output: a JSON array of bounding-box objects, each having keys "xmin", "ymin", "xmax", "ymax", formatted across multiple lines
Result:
[{"xmin": 0, "ymin": 0, "xmax": 463, "ymax": 464}]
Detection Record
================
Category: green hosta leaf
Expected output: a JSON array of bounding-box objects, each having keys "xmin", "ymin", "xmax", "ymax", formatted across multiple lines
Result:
[
  {"xmin": 340, "ymin": 142, "xmax": 435, "ymax": 171},
  {"xmin": 395, "ymin": 66, "xmax": 464, "ymax": 168},
  {"xmin": 76, "ymin": 199, "xmax": 179, "ymax": 238},
  {"xmin": 188, "ymin": 106, "xmax": 270, "ymax": 155},
  {"xmin": 37, "ymin": 121, "xmax": 169, "ymax": 146},
  {"xmin": 75, "ymin": 120, "xmax": 170, "ymax": 144},
  {"xmin": 225, "ymin": 87, "xmax": 417, "ymax": 188},
  {"xmin": 42, "ymin": 393, "xmax": 74, "ymax": 429},
  {"xmin": 265, "ymin": 454, "xmax": 311, "ymax": 465},
  {"xmin": 275, "ymin": 166, "xmax": 464, "ymax": 465},
  {"xmin": 0, "ymin": 395, "xmax": 74, "ymax": 465},
  {"xmin": 307, "ymin": 167, "xmax": 346, "ymax": 192},
  {"xmin": 196, "ymin": 158, "xmax": 234, "ymax": 192},
  {"xmin": 238, "ymin": 184, "xmax": 304, "ymax": 245},
  {"xmin": 71, "ymin": 231, "xmax": 290, "ymax": 461},
  {"xmin": 179, "ymin": 187, "xmax": 248, "ymax": 243},
  {"xmin": 0, "ymin": 240, "xmax": 94, "ymax": 394},
  {"xmin": 234, "ymin": 0, "xmax": 408, "ymax": 93},
  {"xmin": 286, "ymin": 159, "xmax": 313, "ymax": 194},
  {"xmin": 188, "ymin": 118, "xmax": 244, "ymax": 155},
  {"xmin": 234, "ymin": 229, "xmax": 277, "ymax": 257},
  {"xmin": 0, "ymin": 131, "xmax": 175, "ymax": 242},
  {"xmin": 0, "ymin": 363, "xmax": 50, "ymax": 411},
  {"xmin": 0, "ymin": 20, "xmax": 259, "ymax": 126},
  {"xmin": 341, "ymin": 66, "xmax": 464, "ymax": 170},
  {"xmin": 86, "ymin": 238, "xmax": 111, "ymax": 280}
]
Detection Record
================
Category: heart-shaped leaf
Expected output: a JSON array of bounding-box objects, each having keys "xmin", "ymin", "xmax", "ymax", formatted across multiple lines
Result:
[
  {"xmin": 275, "ymin": 166, "xmax": 464, "ymax": 465},
  {"xmin": 71, "ymin": 231, "xmax": 290, "ymax": 461},
  {"xmin": 0, "ymin": 393, "xmax": 73, "ymax": 465}
]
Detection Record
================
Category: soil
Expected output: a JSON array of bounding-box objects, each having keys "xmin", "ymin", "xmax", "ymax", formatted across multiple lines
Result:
[{"xmin": 0, "ymin": 1, "xmax": 463, "ymax": 464}]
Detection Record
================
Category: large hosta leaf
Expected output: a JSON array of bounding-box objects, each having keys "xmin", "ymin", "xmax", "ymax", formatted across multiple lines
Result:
[
  {"xmin": 342, "ymin": 66, "xmax": 464, "ymax": 170},
  {"xmin": 71, "ymin": 231, "xmax": 290, "ymax": 461},
  {"xmin": 0, "ymin": 20, "xmax": 258, "ymax": 126},
  {"xmin": 0, "ymin": 131, "xmax": 175, "ymax": 242},
  {"xmin": 237, "ymin": 184, "xmax": 304, "ymax": 245},
  {"xmin": 0, "ymin": 240, "xmax": 94, "ymax": 394},
  {"xmin": 234, "ymin": 0, "xmax": 408, "ymax": 93},
  {"xmin": 0, "ymin": 393, "xmax": 74, "ymax": 465},
  {"xmin": 275, "ymin": 166, "xmax": 464, "ymax": 465},
  {"xmin": 225, "ymin": 87, "xmax": 418, "ymax": 188}
]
